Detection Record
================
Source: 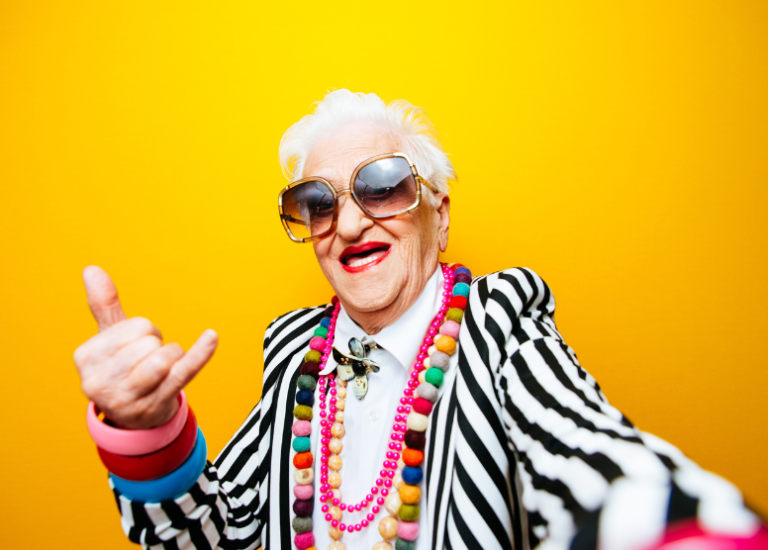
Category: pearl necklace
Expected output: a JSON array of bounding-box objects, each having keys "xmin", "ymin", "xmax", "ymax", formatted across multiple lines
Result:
[{"xmin": 291, "ymin": 263, "xmax": 473, "ymax": 550}]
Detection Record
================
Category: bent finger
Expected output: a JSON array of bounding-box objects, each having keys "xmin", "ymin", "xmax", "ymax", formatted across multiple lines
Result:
[
  {"xmin": 156, "ymin": 329, "xmax": 218, "ymax": 400},
  {"xmin": 128, "ymin": 343, "xmax": 185, "ymax": 397},
  {"xmin": 103, "ymin": 334, "xmax": 163, "ymax": 380},
  {"xmin": 83, "ymin": 266, "xmax": 128, "ymax": 332},
  {"xmin": 74, "ymin": 317, "xmax": 162, "ymax": 375}
]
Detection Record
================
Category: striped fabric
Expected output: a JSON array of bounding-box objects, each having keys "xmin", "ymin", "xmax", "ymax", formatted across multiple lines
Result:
[{"xmin": 111, "ymin": 268, "xmax": 759, "ymax": 550}]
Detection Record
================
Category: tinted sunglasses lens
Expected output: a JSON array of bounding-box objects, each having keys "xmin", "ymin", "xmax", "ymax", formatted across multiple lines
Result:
[
  {"xmin": 354, "ymin": 157, "xmax": 418, "ymax": 217},
  {"xmin": 280, "ymin": 180, "xmax": 335, "ymax": 240}
]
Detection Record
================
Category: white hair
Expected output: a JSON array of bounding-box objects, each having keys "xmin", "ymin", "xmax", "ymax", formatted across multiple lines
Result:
[{"xmin": 278, "ymin": 89, "xmax": 455, "ymax": 196}]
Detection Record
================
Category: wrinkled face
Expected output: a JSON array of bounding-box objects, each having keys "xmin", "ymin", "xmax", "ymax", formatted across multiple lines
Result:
[{"xmin": 303, "ymin": 123, "xmax": 450, "ymax": 321}]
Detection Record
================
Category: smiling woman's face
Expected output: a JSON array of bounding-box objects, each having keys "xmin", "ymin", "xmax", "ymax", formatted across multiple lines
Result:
[{"xmin": 304, "ymin": 122, "xmax": 450, "ymax": 332}]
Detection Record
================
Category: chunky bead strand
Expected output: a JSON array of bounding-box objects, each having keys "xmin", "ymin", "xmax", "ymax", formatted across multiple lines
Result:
[
  {"xmin": 291, "ymin": 264, "xmax": 470, "ymax": 550},
  {"xmin": 291, "ymin": 301, "xmax": 340, "ymax": 550},
  {"xmin": 391, "ymin": 263, "xmax": 468, "ymax": 550}
]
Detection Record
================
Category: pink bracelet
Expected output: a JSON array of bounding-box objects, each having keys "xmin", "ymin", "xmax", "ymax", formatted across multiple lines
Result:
[{"xmin": 86, "ymin": 391, "xmax": 188, "ymax": 456}]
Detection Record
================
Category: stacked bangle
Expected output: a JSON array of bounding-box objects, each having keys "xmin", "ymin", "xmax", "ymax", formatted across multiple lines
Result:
[
  {"xmin": 87, "ymin": 392, "xmax": 188, "ymax": 455},
  {"xmin": 97, "ymin": 406, "xmax": 198, "ymax": 481},
  {"xmin": 110, "ymin": 428, "xmax": 208, "ymax": 503},
  {"xmin": 87, "ymin": 391, "xmax": 207, "ymax": 502}
]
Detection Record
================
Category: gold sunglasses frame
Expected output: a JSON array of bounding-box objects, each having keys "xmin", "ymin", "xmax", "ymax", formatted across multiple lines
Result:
[{"xmin": 277, "ymin": 152, "xmax": 439, "ymax": 243}]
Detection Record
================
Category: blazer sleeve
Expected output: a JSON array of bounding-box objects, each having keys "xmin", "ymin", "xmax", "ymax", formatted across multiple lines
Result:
[
  {"xmin": 110, "ymin": 313, "xmax": 291, "ymax": 550},
  {"xmin": 466, "ymin": 267, "xmax": 761, "ymax": 550}
]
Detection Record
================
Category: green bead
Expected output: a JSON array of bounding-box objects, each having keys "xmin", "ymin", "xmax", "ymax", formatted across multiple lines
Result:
[
  {"xmin": 292, "ymin": 516, "xmax": 312, "ymax": 534},
  {"xmin": 424, "ymin": 367, "xmax": 444, "ymax": 387},
  {"xmin": 314, "ymin": 326, "xmax": 329, "ymax": 338},
  {"xmin": 304, "ymin": 350, "xmax": 322, "ymax": 363},
  {"xmin": 292, "ymin": 436, "xmax": 311, "ymax": 453},
  {"xmin": 297, "ymin": 374, "xmax": 317, "ymax": 391},
  {"xmin": 446, "ymin": 308, "xmax": 464, "ymax": 323},
  {"xmin": 398, "ymin": 504, "xmax": 420, "ymax": 522},
  {"xmin": 293, "ymin": 404, "xmax": 313, "ymax": 420},
  {"xmin": 395, "ymin": 538, "xmax": 417, "ymax": 550}
]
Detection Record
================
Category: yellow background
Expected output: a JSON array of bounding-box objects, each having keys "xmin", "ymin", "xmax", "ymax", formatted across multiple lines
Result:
[{"xmin": 1, "ymin": 1, "xmax": 766, "ymax": 547}]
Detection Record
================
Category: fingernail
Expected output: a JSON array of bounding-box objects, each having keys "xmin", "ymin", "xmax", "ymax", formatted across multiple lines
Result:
[{"xmin": 203, "ymin": 329, "xmax": 218, "ymax": 340}]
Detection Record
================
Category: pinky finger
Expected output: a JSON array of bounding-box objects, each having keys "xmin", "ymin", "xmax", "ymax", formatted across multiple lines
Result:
[{"xmin": 156, "ymin": 329, "xmax": 218, "ymax": 401}]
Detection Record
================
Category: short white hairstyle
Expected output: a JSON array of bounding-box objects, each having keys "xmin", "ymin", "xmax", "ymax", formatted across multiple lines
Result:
[{"xmin": 279, "ymin": 89, "xmax": 455, "ymax": 195}]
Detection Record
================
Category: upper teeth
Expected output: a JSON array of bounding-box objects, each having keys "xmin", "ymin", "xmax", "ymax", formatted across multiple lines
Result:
[{"xmin": 348, "ymin": 254, "xmax": 381, "ymax": 268}]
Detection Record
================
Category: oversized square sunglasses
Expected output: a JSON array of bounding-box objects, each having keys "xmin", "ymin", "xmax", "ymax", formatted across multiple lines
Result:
[{"xmin": 278, "ymin": 152, "xmax": 438, "ymax": 243}]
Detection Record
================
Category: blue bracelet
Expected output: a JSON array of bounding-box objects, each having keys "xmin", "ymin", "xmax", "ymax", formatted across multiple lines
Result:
[{"xmin": 110, "ymin": 428, "xmax": 207, "ymax": 503}]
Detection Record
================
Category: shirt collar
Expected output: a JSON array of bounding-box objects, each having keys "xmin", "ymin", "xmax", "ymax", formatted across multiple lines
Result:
[{"xmin": 320, "ymin": 265, "xmax": 443, "ymax": 375}]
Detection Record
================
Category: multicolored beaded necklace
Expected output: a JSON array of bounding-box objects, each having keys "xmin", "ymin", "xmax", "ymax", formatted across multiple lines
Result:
[{"xmin": 291, "ymin": 262, "xmax": 472, "ymax": 550}]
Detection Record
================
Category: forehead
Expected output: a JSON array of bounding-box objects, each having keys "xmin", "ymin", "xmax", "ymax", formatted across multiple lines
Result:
[{"xmin": 303, "ymin": 122, "xmax": 403, "ymax": 185}]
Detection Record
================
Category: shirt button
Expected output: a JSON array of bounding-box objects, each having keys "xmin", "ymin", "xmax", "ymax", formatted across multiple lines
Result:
[{"xmin": 369, "ymin": 410, "xmax": 379, "ymax": 422}]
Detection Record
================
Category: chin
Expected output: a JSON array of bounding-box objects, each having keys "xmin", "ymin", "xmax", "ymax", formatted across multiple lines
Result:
[{"xmin": 331, "ymin": 268, "xmax": 400, "ymax": 312}]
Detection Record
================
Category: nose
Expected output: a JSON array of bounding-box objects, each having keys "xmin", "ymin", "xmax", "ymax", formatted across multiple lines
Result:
[{"xmin": 336, "ymin": 193, "xmax": 374, "ymax": 242}]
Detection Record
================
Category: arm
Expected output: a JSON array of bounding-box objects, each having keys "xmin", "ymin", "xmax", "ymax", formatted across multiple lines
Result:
[
  {"xmin": 467, "ymin": 268, "xmax": 761, "ymax": 550},
  {"xmin": 112, "ymin": 399, "xmax": 267, "ymax": 550},
  {"xmin": 108, "ymin": 309, "xmax": 303, "ymax": 550}
]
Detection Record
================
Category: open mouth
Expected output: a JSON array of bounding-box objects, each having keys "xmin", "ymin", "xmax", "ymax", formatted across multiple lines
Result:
[{"xmin": 340, "ymin": 242, "xmax": 392, "ymax": 272}]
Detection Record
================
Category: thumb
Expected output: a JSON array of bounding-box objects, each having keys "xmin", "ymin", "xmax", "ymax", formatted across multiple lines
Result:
[{"xmin": 83, "ymin": 266, "xmax": 128, "ymax": 332}]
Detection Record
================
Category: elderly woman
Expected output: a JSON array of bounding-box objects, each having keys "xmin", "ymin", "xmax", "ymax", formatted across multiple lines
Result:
[{"xmin": 74, "ymin": 90, "xmax": 763, "ymax": 550}]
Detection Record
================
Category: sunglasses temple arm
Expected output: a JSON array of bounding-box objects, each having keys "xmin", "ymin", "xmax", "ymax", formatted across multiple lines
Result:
[{"xmin": 417, "ymin": 176, "xmax": 440, "ymax": 193}]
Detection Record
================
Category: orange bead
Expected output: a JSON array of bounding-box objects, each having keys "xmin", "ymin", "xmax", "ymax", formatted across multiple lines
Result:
[
  {"xmin": 402, "ymin": 448, "xmax": 424, "ymax": 467},
  {"xmin": 293, "ymin": 451, "xmax": 313, "ymax": 469},
  {"xmin": 435, "ymin": 335, "xmax": 456, "ymax": 355},
  {"xmin": 399, "ymin": 484, "xmax": 421, "ymax": 504}
]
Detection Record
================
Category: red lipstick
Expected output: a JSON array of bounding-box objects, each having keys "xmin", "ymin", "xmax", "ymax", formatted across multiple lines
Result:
[{"xmin": 339, "ymin": 242, "xmax": 392, "ymax": 273}]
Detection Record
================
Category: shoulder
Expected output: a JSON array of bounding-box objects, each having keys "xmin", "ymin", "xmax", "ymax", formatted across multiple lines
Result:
[
  {"xmin": 467, "ymin": 267, "xmax": 556, "ymax": 322},
  {"xmin": 263, "ymin": 304, "xmax": 328, "ymax": 352},
  {"xmin": 259, "ymin": 304, "xmax": 328, "ymax": 397}
]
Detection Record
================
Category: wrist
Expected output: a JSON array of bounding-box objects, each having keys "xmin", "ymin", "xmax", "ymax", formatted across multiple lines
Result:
[
  {"xmin": 87, "ymin": 391, "xmax": 188, "ymax": 456},
  {"xmin": 98, "ymin": 406, "xmax": 198, "ymax": 481}
]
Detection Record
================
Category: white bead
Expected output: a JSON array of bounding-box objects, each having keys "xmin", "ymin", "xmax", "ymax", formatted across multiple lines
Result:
[
  {"xmin": 372, "ymin": 542, "xmax": 393, "ymax": 550},
  {"xmin": 378, "ymin": 515, "xmax": 399, "ymax": 540},
  {"xmin": 335, "ymin": 410, "xmax": 344, "ymax": 422},
  {"xmin": 294, "ymin": 468, "xmax": 313, "ymax": 485},
  {"xmin": 336, "ymin": 387, "xmax": 347, "ymax": 398},
  {"xmin": 423, "ymin": 357, "xmax": 431, "ymax": 369},
  {"xmin": 329, "ymin": 437, "xmax": 343, "ymax": 454},
  {"xmin": 406, "ymin": 412, "xmax": 429, "ymax": 432},
  {"xmin": 336, "ymin": 398, "xmax": 346, "ymax": 411},
  {"xmin": 327, "ymin": 542, "xmax": 346, "ymax": 550},
  {"xmin": 397, "ymin": 457, "xmax": 406, "ymax": 471},
  {"xmin": 384, "ymin": 492, "xmax": 402, "ymax": 516},
  {"xmin": 328, "ymin": 526, "xmax": 343, "ymax": 541},
  {"xmin": 330, "ymin": 506, "xmax": 343, "ymax": 520},
  {"xmin": 394, "ymin": 473, "xmax": 403, "ymax": 489},
  {"xmin": 328, "ymin": 455, "xmax": 342, "ymax": 470},
  {"xmin": 328, "ymin": 472, "xmax": 341, "ymax": 488}
]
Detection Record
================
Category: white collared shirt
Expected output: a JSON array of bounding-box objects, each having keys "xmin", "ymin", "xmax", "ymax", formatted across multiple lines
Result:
[{"xmin": 309, "ymin": 266, "xmax": 444, "ymax": 550}]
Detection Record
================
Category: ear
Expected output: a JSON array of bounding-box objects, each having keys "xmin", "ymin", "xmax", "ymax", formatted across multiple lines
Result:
[{"xmin": 435, "ymin": 194, "xmax": 451, "ymax": 253}]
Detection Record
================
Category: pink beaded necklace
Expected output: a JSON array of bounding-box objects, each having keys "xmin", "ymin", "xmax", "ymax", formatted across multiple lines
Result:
[{"xmin": 291, "ymin": 263, "xmax": 473, "ymax": 550}]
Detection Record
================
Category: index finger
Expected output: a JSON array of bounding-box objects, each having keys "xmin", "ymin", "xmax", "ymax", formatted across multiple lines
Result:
[{"xmin": 83, "ymin": 266, "xmax": 128, "ymax": 332}]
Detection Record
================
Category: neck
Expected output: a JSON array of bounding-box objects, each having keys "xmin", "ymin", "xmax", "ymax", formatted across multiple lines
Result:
[{"xmin": 343, "ymin": 263, "xmax": 438, "ymax": 335}]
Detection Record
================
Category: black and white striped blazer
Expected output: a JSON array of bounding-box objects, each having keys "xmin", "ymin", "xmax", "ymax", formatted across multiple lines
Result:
[{"xmin": 113, "ymin": 267, "xmax": 758, "ymax": 550}]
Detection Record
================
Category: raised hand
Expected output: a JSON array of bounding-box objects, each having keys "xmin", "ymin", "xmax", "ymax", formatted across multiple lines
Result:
[{"xmin": 74, "ymin": 266, "xmax": 218, "ymax": 429}]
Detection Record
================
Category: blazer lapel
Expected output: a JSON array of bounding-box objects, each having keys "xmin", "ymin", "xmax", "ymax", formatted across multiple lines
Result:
[
  {"xmin": 425, "ymin": 360, "xmax": 460, "ymax": 550},
  {"xmin": 266, "ymin": 348, "xmax": 306, "ymax": 550}
]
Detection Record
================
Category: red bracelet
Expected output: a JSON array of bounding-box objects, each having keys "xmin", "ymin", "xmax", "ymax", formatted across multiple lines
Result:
[{"xmin": 97, "ymin": 405, "xmax": 198, "ymax": 481}]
